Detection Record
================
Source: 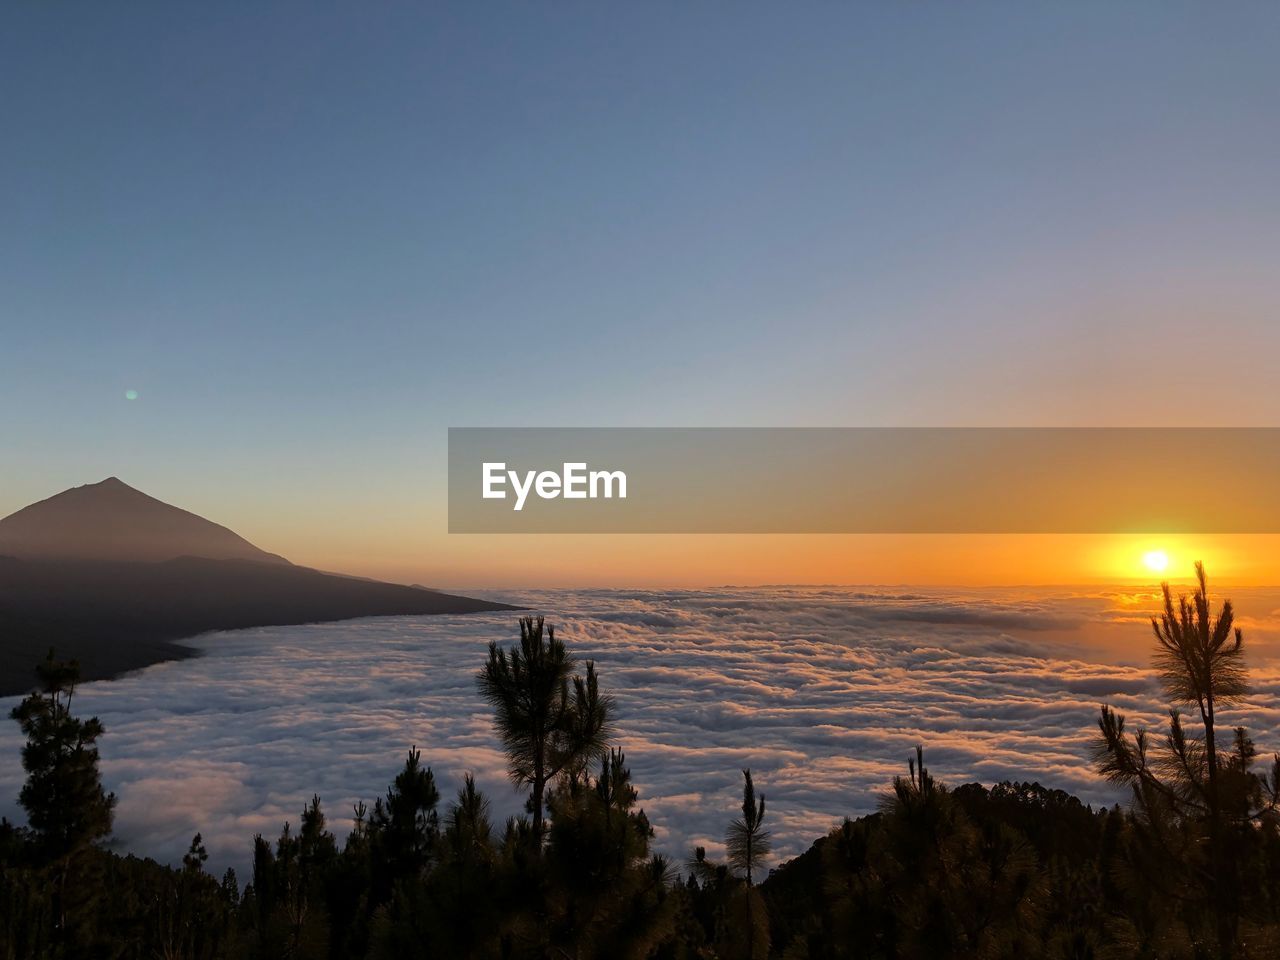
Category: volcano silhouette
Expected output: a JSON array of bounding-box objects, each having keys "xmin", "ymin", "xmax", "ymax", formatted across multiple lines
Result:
[{"xmin": 0, "ymin": 477, "xmax": 288, "ymax": 564}]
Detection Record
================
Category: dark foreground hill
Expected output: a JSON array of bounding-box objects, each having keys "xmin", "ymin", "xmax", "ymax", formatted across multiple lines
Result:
[{"xmin": 0, "ymin": 555, "xmax": 514, "ymax": 696}]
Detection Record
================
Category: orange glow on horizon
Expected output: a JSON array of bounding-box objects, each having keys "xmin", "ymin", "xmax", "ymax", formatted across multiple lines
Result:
[
  {"xmin": 269, "ymin": 528, "xmax": 1280, "ymax": 591},
  {"xmin": 84, "ymin": 477, "xmax": 1277, "ymax": 590}
]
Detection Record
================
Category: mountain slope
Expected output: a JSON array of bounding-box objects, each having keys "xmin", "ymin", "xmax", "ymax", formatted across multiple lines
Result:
[
  {"xmin": 0, "ymin": 555, "xmax": 515, "ymax": 694},
  {"xmin": 0, "ymin": 477, "xmax": 288, "ymax": 564},
  {"xmin": 0, "ymin": 479, "xmax": 518, "ymax": 694}
]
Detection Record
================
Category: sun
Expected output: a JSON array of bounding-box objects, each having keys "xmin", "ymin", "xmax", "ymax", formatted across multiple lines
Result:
[{"xmin": 1142, "ymin": 550, "xmax": 1170, "ymax": 573}]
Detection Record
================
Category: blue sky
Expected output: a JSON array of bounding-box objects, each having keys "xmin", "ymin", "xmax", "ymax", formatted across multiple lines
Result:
[{"xmin": 3, "ymin": 3, "xmax": 1279, "ymax": 584}]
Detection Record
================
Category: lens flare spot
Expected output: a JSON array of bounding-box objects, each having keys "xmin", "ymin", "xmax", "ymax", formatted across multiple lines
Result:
[{"xmin": 125, "ymin": 389, "xmax": 139, "ymax": 401}]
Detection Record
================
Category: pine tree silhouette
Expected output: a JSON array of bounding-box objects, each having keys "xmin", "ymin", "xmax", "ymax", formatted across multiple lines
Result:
[
  {"xmin": 371, "ymin": 747, "xmax": 440, "ymax": 887},
  {"xmin": 10, "ymin": 649, "xmax": 115, "ymax": 943},
  {"xmin": 543, "ymin": 747, "xmax": 675, "ymax": 956},
  {"xmin": 476, "ymin": 616, "xmax": 612, "ymax": 841},
  {"xmin": 1093, "ymin": 563, "xmax": 1280, "ymax": 958},
  {"xmin": 725, "ymin": 769, "xmax": 771, "ymax": 886},
  {"xmin": 444, "ymin": 774, "xmax": 493, "ymax": 867},
  {"xmin": 10, "ymin": 651, "xmax": 115, "ymax": 861}
]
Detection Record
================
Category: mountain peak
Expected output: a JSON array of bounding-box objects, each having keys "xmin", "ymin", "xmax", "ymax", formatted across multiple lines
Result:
[
  {"xmin": 79, "ymin": 476, "xmax": 141, "ymax": 496},
  {"xmin": 0, "ymin": 480, "xmax": 289, "ymax": 565}
]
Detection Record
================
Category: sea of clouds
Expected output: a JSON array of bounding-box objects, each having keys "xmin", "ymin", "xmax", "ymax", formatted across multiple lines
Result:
[{"xmin": 4, "ymin": 585, "xmax": 1280, "ymax": 879}]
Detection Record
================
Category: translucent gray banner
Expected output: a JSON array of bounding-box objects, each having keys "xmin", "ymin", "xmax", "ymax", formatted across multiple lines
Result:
[{"xmin": 447, "ymin": 428, "xmax": 1280, "ymax": 533}]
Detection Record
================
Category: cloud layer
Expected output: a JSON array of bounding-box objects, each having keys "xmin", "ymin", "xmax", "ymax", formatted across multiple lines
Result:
[{"xmin": 4, "ymin": 585, "xmax": 1280, "ymax": 879}]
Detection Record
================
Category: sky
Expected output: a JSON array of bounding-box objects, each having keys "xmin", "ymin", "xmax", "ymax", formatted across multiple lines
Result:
[{"xmin": 3, "ymin": 3, "xmax": 1280, "ymax": 587}]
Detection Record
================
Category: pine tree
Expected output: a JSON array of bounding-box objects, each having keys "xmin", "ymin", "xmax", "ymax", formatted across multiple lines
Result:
[
  {"xmin": 370, "ymin": 748, "xmax": 440, "ymax": 885},
  {"xmin": 542, "ymin": 748, "xmax": 676, "ymax": 958},
  {"xmin": 10, "ymin": 650, "xmax": 115, "ymax": 943},
  {"xmin": 872, "ymin": 747, "xmax": 1042, "ymax": 958},
  {"xmin": 476, "ymin": 616, "xmax": 613, "ymax": 840},
  {"xmin": 153, "ymin": 833, "xmax": 238, "ymax": 960},
  {"xmin": 444, "ymin": 774, "xmax": 492, "ymax": 867},
  {"xmin": 10, "ymin": 651, "xmax": 115, "ymax": 861},
  {"xmin": 726, "ymin": 769, "xmax": 770, "ymax": 886},
  {"xmin": 1093, "ymin": 563, "xmax": 1280, "ymax": 958},
  {"xmin": 247, "ymin": 798, "xmax": 336, "ymax": 959},
  {"xmin": 699, "ymin": 770, "xmax": 772, "ymax": 960}
]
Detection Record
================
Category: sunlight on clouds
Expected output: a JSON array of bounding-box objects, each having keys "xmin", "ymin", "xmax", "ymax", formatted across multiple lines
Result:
[{"xmin": 2, "ymin": 586, "xmax": 1280, "ymax": 878}]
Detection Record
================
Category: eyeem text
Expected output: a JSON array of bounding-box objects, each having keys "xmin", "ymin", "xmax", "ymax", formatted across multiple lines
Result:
[{"xmin": 482, "ymin": 462, "xmax": 628, "ymax": 511}]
